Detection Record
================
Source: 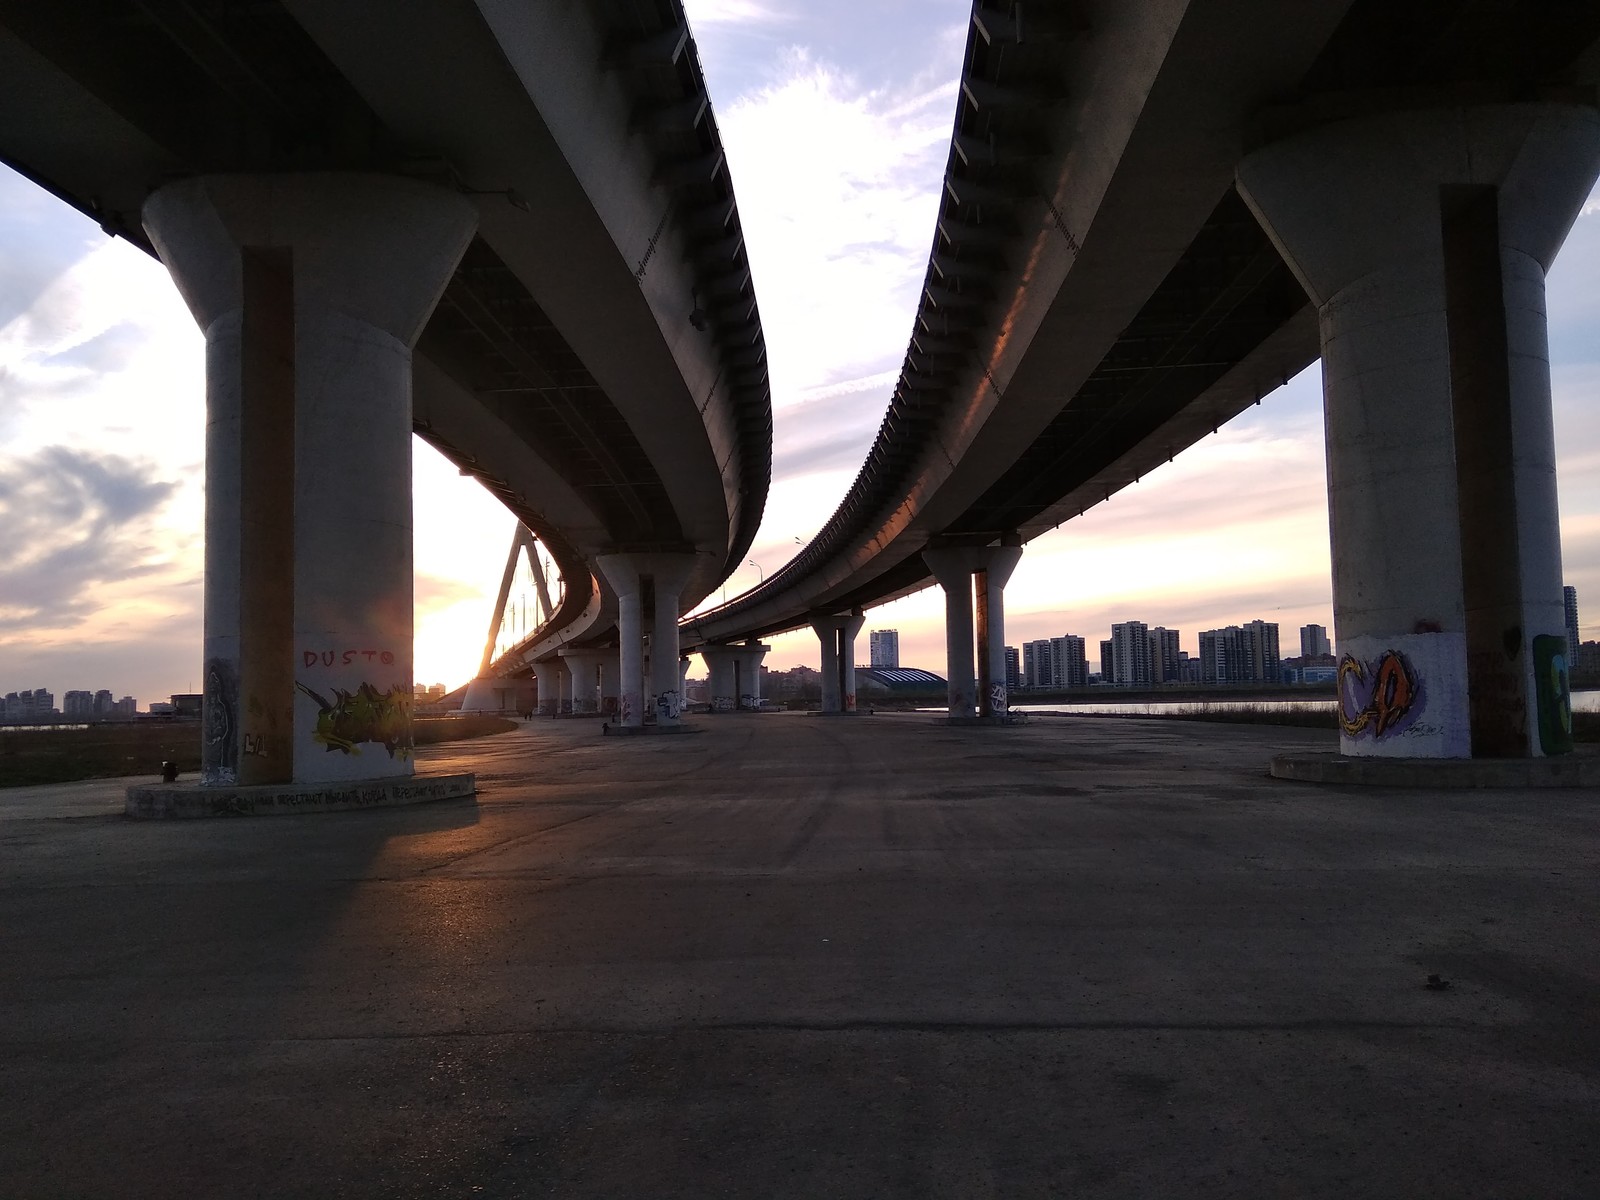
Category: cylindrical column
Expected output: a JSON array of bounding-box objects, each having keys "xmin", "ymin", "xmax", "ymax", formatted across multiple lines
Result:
[
  {"xmin": 839, "ymin": 612, "xmax": 865, "ymax": 712},
  {"xmin": 598, "ymin": 650, "xmax": 621, "ymax": 718},
  {"xmin": 559, "ymin": 650, "xmax": 604, "ymax": 714},
  {"xmin": 531, "ymin": 660, "xmax": 561, "ymax": 718},
  {"xmin": 924, "ymin": 548, "xmax": 978, "ymax": 721},
  {"xmin": 811, "ymin": 618, "xmax": 843, "ymax": 713},
  {"xmin": 596, "ymin": 552, "xmax": 697, "ymax": 730},
  {"xmin": 737, "ymin": 642, "xmax": 769, "ymax": 709},
  {"xmin": 1239, "ymin": 103, "xmax": 1600, "ymax": 758},
  {"xmin": 975, "ymin": 544, "xmax": 1023, "ymax": 719},
  {"xmin": 143, "ymin": 174, "xmax": 476, "ymax": 784},
  {"xmin": 702, "ymin": 646, "xmax": 738, "ymax": 712}
]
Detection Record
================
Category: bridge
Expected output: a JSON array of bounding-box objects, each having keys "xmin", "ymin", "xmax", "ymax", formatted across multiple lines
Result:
[
  {"xmin": 0, "ymin": 0, "xmax": 771, "ymax": 792},
  {"xmin": 5, "ymin": 0, "xmax": 1600, "ymax": 800},
  {"xmin": 684, "ymin": 0, "xmax": 1600, "ymax": 767}
]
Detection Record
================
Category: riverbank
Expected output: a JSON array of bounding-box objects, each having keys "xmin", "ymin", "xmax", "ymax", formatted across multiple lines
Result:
[{"xmin": 0, "ymin": 715, "xmax": 518, "ymax": 788}]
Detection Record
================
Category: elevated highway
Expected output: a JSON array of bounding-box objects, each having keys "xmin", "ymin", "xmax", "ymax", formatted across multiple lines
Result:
[
  {"xmin": 686, "ymin": 0, "xmax": 1600, "ymax": 760},
  {"xmin": 0, "ymin": 0, "xmax": 771, "ymax": 775}
]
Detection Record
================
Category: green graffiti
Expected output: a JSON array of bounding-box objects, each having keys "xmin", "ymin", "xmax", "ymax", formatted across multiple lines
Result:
[{"xmin": 295, "ymin": 681, "xmax": 413, "ymax": 760}]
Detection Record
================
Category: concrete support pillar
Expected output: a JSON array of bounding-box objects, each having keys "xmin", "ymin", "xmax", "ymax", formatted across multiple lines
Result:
[
  {"xmin": 143, "ymin": 174, "xmax": 475, "ymax": 785},
  {"xmin": 531, "ymin": 660, "xmax": 562, "ymax": 718},
  {"xmin": 737, "ymin": 642, "xmax": 769, "ymax": 710},
  {"xmin": 596, "ymin": 553, "xmax": 697, "ymax": 730},
  {"xmin": 598, "ymin": 651, "xmax": 621, "ymax": 717},
  {"xmin": 560, "ymin": 650, "xmax": 606, "ymax": 714},
  {"xmin": 975, "ymin": 543, "xmax": 1023, "ymax": 719},
  {"xmin": 701, "ymin": 645, "xmax": 740, "ymax": 712},
  {"xmin": 1239, "ymin": 103, "xmax": 1600, "ymax": 758},
  {"xmin": 806, "ymin": 620, "xmax": 857, "ymax": 713},
  {"xmin": 838, "ymin": 611, "xmax": 865, "ymax": 712},
  {"xmin": 924, "ymin": 550, "xmax": 978, "ymax": 721},
  {"xmin": 925, "ymin": 541, "xmax": 1022, "ymax": 722}
]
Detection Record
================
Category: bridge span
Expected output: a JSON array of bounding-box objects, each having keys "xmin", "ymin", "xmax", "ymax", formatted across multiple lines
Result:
[
  {"xmin": 0, "ymin": 0, "xmax": 771, "ymax": 790},
  {"xmin": 685, "ymin": 0, "xmax": 1600, "ymax": 766}
]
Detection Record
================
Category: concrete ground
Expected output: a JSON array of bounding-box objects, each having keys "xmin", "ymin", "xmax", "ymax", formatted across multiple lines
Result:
[{"xmin": 3, "ymin": 713, "xmax": 1598, "ymax": 1198}]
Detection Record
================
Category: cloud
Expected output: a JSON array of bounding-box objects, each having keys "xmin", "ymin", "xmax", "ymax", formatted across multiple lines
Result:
[
  {"xmin": 0, "ymin": 446, "xmax": 182, "ymax": 631},
  {"xmin": 683, "ymin": 0, "xmax": 789, "ymax": 26}
]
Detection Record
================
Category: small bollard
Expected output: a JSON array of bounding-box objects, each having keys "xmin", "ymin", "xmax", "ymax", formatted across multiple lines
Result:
[{"xmin": 160, "ymin": 761, "xmax": 179, "ymax": 783}]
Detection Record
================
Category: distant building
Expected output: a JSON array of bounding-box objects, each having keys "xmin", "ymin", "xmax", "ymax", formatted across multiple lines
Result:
[
  {"xmin": 1148, "ymin": 627, "xmax": 1181, "ymax": 684},
  {"xmin": 868, "ymin": 629, "xmax": 900, "ymax": 669},
  {"xmin": 2, "ymin": 689, "xmax": 56, "ymax": 722},
  {"xmin": 1565, "ymin": 586, "xmax": 1580, "ymax": 660},
  {"xmin": 114, "ymin": 696, "xmax": 138, "ymax": 716},
  {"xmin": 1098, "ymin": 638, "xmax": 1115, "ymax": 683},
  {"xmin": 855, "ymin": 667, "xmax": 947, "ymax": 697},
  {"xmin": 1003, "ymin": 646, "xmax": 1021, "ymax": 691},
  {"xmin": 62, "ymin": 690, "xmax": 94, "ymax": 718},
  {"xmin": 93, "ymin": 689, "xmax": 114, "ymax": 717},
  {"xmin": 1021, "ymin": 635, "xmax": 1088, "ymax": 689},
  {"xmin": 1199, "ymin": 621, "xmax": 1281, "ymax": 684},
  {"xmin": 1177, "ymin": 653, "xmax": 1201, "ymax": 684},
  {"xmin": 1300, "ymin": 623, "xmax": 1331, "ymax": 659},
  {"xmin": 1110, "ymin": 622, "xmax": 1152, "ymax": 686}
]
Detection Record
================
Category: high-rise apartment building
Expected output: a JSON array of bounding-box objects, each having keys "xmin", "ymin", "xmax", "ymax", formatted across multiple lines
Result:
[
  {"xmin": 1300, "ymin": 623, "xmax": 1331, "ymax": 658},
  {"xmin": 1148, "ymin": 627, "xmax": 1181, "ymax": 683},
  {"xmin": 1022, "ymin": 640, "xmax": 1049, "ymax": 688},
  {"xmin": 1052, "ymin": 635, "xmax": 1088, "ymax": 688},
  {"xmin": 868, "ymin": 629, "xmax": 900, "ymax": 669},
  {"xmin": 1198, "ymin": 621, "xmax": 1281, "ymax": 684},
  {"xmin": 1099, "ymin": 639, "xmax": 1115, "ymax": 682},
  {"xmin": 1022, "ymin": 635, "xmax": 1088, "ymax": 688},
  {"xmin": 62, "ymin": 690, "xmax": 94, "ymax": 718},
  {"xmin": 1565, "ymin": 586, "xmax": 1580, "ymax": 659},
  {"xmin": 1004, "ymin": 646, "xmax": 1021, "ymax": 691},
  {"xmin": 1110, "ymin": 622, "xmax": 1153, "ymax": 686}
]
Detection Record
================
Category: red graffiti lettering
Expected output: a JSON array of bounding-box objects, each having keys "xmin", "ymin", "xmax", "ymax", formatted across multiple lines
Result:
[
  {"xmin": 303, "ymin": 652, "xmax": 317, "ymax": 668},
  {"xmin": 321, "ymin": 651, "xmax": 335, "ymax": 667},
  {"xmin": 363, "ymin": 650, "xmax": 376, "ymax": 662},
  {"xmin": 342, "ymin": 651, "xmax": 356, "ymax": 665}
]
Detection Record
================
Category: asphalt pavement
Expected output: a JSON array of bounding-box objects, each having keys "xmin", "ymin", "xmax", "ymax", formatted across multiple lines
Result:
[{"xmin": 3, "ymin": 713, "xmax": 1597, "ymax": 1198}]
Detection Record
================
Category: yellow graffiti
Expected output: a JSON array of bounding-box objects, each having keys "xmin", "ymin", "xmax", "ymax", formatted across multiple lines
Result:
[
  {"xmin": 1338, "ymin": 651, "xmax": 1418, "ymax": 739},
  {"xmin": 296, "ymin": 682, "xmax": 413, "ymax": 760}
]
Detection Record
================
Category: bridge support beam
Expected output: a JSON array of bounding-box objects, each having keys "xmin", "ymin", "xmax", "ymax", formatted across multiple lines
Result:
[
  {"xmin": 925, "ymin": 540, "xmax": 1023, "ymax": 723},
  {"xmin": 531, "ymin": 660, "xmax": 562, "ymax": 718},
  {"xmin": 737, "ymin": 642, "xmax": 769, "ymax": 710},
  {"xmin": 703, "ymin": 642, "xmax": 770, "ymax": 711},
  {"xmin": 1239, "ymin": 103, "xmax": 1600, "ymax": 759},
  {"xmin": 810, "ymin": 613, "xmax": 865, "ymax": 713},
  {"xmin": 143, "ymin": 173, "xmax": 475, "ymax": 786},
  {"xmin": 597, "ymin": 553, "xmax": 696, "ymax": 730},
  {"xmin": 560, "ymin": 650, "xmax": 608, "ymax": 715}
]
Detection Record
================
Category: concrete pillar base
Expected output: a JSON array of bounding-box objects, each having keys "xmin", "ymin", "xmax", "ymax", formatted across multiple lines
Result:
[
  {"xmin": 1269, "ymin": 752, "xmax": 1600, "ymax": 789},
  {"xmin": 125, "ymin": 772, "xmax": 475, "ymax": 818}
]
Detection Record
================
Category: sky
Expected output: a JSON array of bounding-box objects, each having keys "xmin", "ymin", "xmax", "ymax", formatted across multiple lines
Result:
[{"xmin": 3, "ymin": 1, "xmax": 1600, "ymax": 702}]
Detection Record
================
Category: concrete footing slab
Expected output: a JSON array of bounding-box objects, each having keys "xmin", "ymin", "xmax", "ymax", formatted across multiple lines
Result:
[
  {"xmin": 124, "ymin": 772, "xmax": 476, "ymax": 818},
  {"xmin": 602, "ymin": 724, "xmax": 691, "ymax": 736},
  {"xmin": 1270, "ymin": 751, "xmax": 1600, "ymax": 788}
]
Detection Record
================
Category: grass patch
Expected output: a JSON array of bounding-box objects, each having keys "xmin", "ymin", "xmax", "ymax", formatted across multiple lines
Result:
[{"xmin": 1, "ymin": 714, "xmax": 520, "ymax": 788}]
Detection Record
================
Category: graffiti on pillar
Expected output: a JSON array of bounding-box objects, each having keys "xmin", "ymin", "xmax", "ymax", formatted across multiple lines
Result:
[
  {"xmin": 844, "ymin": 692, "xmax": 856, "ymax": 712},
  {"xmin": 1337, "ymin": 650, "xmax": 1421, "ymax": 739},
  {"xmin": 656, "ymin": 689, "xmax": 681, "ymax": 721},
  {"xmin": 739, "ymin": 693, "xmax": 756, "ymax": 711},
  {"xmin": 989, "ymin": 682, "xmax": 1008, "ymax": 715},
  {"xmin": 621, "ymin": 692, "xmax": 636, "ymax": 723},
  {"xmin": 302, "ymin": 649, "xmax": 396, "ymax": 668},
  {"xmin": 1532, "ymin": 634, "xmax": 1574, "ymax": 755},
  {"xmin": 713, "ymin": 695, "xmax": 734, "ymax": 712},
  {"xmin": 203, "ymin": 657, "xmax": 239, "ymax": 784},
  {"xmin": 295, "ymin": 681, "xmax": 413, "ymax": 759}
]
